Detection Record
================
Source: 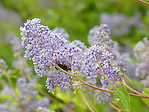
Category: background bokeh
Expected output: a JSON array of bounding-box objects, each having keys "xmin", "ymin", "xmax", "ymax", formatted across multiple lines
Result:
[
  {"xmin": 0, "ymin": 0, "xmax": 149, "ymax": 65},
  {"xmin": 0, "ymin": 0, "xmax": 149, "ymax": 111}
]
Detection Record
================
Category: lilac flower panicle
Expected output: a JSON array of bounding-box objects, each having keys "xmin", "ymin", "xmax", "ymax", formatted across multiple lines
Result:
[
  {"xmin": 88, "ymin": 24, "xmax": 115, "ymax": 47},
  {"xmin": 81, "ymin": 44, "xmax": 104, "ymax": 81},
  {"xmin": 45, "ymin": 69, "xmax": 72, "ymax": 93},
  {"xmin": 88, "ymin": 24, "xmax": 130, "ymax": 72},
  {"xmin": 134, "ymin": 37, "xmax": 149, "ymax": 62},
  {"xmin": 100, "ymin": 13, "xmax": 142, "ymax": 36},
  {"xmin": 52, "ymin": 27, "xmax": 69, "ymax": 40},
  {"xmin": 81, "ymin": 37, "xmax": 122, "ymax": 102},
  {"xmin": 12, "ymin": 57, "xmax": 32, "ymax": 74},
  {"xmin": 0, "ymin": 4, "xmax": 22, "ymax": 30},
  {"xmin": 5, "ymin": 33, "xmax": 33, "ymax": 74},
  {"xmin": 0, "ymin": 86, "xmax": 15, "ymax": 97},
  {"xmin": 5, "ymin": 33, "xmax": 23, "ymax": 58},
  {"xmin": 71, "ymin": 40, "xmax": 87, "ymax": 51},
  {"xmin": 20, "ymin": 18, "xmax": 51, "ymax": 59},
  {"xmin": 0, "ymin": 86, "xmax": 23, "ymax": 112},
  {"xmin": 20, "ymin": 18, "xmax": 123, "ymax": 102},
  {"xmin": 81, "ymin": 44, "xmax": 121, "ymax": 88},
  {"xmin": 37, "ymin": 107, "xmax": 55, "ymax": 112},
  {"xmin": 97, "ymin": 24, "xmax": 111, "ymax": 41},
  {"xmin": 17, "ymin": 77, "xmax": 50, "ymax": 111},
  {"xmin": 141, "ymin": 75, "xmax": 149, "ymax": 87},
  {"xmin": 20, "ymin": 18, "xmax": 67, "ymax": 76},
  {"xmin": 96, "ymin": 92, "xmax": 111, "ymax": 103},
  {"xmin": 134, "ymin": 37, "xmax": 149, "ymax": 86},
  {"xmin": 0, "ymin": 58, "xmax": 8, "ymax": 74},
  {"xmin": 20, "ymin": 18, "xmax": 83, "ymax": 92},
  {"xmin": 88, "ymin": 26, "xmax": 99, "ymax": 46}
]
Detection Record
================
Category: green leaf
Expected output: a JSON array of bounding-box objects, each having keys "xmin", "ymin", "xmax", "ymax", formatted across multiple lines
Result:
[
  {"xmin": 72, "ymin": 89, "xmax": 86, "ymax": 111},
  {"xmin": 76, "ymin": 89, "xmax": 86, "ymax": 110},
  {"xmin": 56, "ymin": 92, "xmax": 70, "ymax": 101},
  {"xmin": 0, "ymin": 94, "xmax": 15, "ymax": 101},
  {"xmin": 14, "ymin": 87, "xmax": 20, "ymax": 96},
  {"xmin": 115, "ymin": 85, "xmax": 131, "ymax": 112},
  {"xmin": 37, "ymin": 94, "xmax": 43, "ymax": 101},
  {"xmin": 142, "ymin": 88, "xmax": 149, "ymax": 107},
  {"xmin": 79, "ymin": 89, "xmax": 98, "ymax": 112},
  {"xmin": 49, "ymin": 103, "xmax": 65, "ymax": 110}
]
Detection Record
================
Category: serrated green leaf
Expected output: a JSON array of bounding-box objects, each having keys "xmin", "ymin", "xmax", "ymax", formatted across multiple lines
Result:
[
  {"xmin": 142, "ymin": 88, "xmax": 149, "ymax": 107},
  {"xmin": 115, "ymin": 85, "xmax": 131, "ymax": 112}
]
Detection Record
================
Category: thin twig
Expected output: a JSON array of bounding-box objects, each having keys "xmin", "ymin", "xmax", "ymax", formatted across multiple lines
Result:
[
  {"xmin": 136, "ymin": 0, "xmax": 149, "ymax": 6},
  {"xmin": 123, "ymin": 83, "xmax": 142, "ymax": 95},
  {"xmin": 56, "ymin": 64, "xmax": 149, "ymax": 98},
  {"xmin": 36, "ymin": 88, "xmax": 77, "ymax": 112},
  {"xmin": 74, "ymin": 75, "xmax": 114, "ymax": 93},
  {"xmin": 79, "ymin": 89, "xmax": 95, "ymax": 112},
  {"xmin": 97, "ymin": 62, "xmax": 117, "ymax": 90},
  {"xmin": 129, "ymin": 93, "xmax": 149, "ymax": 98}
]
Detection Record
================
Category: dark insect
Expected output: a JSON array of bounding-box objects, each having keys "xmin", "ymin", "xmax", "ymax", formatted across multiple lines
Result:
[{"xmin": 55, "ymin": 63, "xmax": 71, "ymax": 71}]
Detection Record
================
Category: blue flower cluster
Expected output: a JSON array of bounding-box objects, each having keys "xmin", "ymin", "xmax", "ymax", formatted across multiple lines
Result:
[
  {"xmin": 0, "ymin": 77, "xmax": 49, "ymax": 112},
  {"xmin": 134, "ymin": 37, "xmax": 149, "ymax": 86},
  {"xmin": 20, "ymin": 18, "xmax": 124, "ymax": 100},
  {"xmin": 20, "ymin": 18, "xmax": 84, "ymax": 92}
]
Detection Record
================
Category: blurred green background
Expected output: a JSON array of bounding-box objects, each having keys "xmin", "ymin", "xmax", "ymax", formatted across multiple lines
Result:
[{"xmin": 0, "ymin": 0, "xmax": 149, "ymax": 66}]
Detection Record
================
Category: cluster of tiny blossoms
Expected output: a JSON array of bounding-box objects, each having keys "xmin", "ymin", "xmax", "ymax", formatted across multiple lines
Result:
[
  {"xmin": 100, "ymin": 13, "xmax": 142, "ymax": 36},
  {"xmin": 134, "ymin": 37, "xmax": 149, "ymax": 86},
  {"xmin": 88, "ymin": 24, "xmax": 130, "ymax": 68},
  {"xmin": 20, "ymin": 18, "xmax": 83, "ymax": 92},
  {"xmin": 0, "ymin": 58, "xmax": 7, "ymax": 74},
  {"xmin": 0, "ymin": 77, "xmax": 49, "ymax": 112},
  {"xmin": 5, "ymin": 33, "xmax": 32, "ymax": 74},
  {"xmin": 20, "ymin": 18, "xmax": 123, "ymax": 97}
]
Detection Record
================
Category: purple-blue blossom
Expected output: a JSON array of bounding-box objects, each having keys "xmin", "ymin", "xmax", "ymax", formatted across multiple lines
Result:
[
  {"xmin": 20, "ymin": 18, "xmax": 83, "ymax": 92},
  {"xmin": 17, "ymin": 77, "xmax": 50, "ymax": 111},
  {"xmin": 0, "ymin": 58, "xmax": 7, "ymax": 74},
  {"xmin": 134, "ymin": 37, "xmax": 149, "ymax": 86},
  {"xmin": 81, "ymin": 44, "xmax": 122, "ymax": 88},
  {"xmin": 100, "ymin": 13, "xmax": 142, "ymax": 36},
  {"xmin": 52, "ymin": 27, "xmax": 69, "ymax": 40},
  {"xmin": 88, "ymin": 24, "xmax": 114, "ymax": 47}
]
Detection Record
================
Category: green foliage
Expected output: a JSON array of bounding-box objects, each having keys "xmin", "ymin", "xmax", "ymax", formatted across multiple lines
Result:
[
  {"xmin": 115, "ymin": 85, "xmax": 131, "ymax": 112},
  {"xmin": 130, "ymin": 96, "xmax": 149, "ymax": 112},
  {"xmin": 142, "ymin": 88, "xmax": 149, "ymax": 107},
  {"xmin": 73, "ymin": 89, "xmax": 86, "ymax": 111},
  {"xmin": 0, "ymin": 94, "xmax": 15, "ymax": 101},
  {"xmin": 50, "ymin": 103, "xmax": 65, "ymax": 111}
]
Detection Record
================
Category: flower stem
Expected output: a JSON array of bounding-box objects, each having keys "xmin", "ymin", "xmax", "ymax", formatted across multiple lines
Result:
[
  {"xmin": 35, "ymin": 85, "xmax": 77, "ymax": 111},
  {"xmin": 4, "ymin": 72, "xmax": 15, "ymax": 89},
  {"xmin": 3, "ymin": 72, "xmax": 26, "ymax": 110},
  {"xmin": 136, "ymin": 0, "xmax": 149, "ymax": 6},
  {"xmin": 74, "ymin": 75, "xmax": 114, "ymax": 93},
  {"xmin": 122, "ymin": 82, "xmax": 142, "ymax": 95},
  {"xmin": 98, "ymin": 63, "xmax": 117, "ymax": 90},
  {"xmin": 79, "ymin": 89, "xmax": 96, "ymax": 112},
  {"xmin": 56, "ymin": 64, "xmax": 149, "ymax": 98},
  {"xmin": 129, "ymin": 93, "xmax": 149, "ymax": 98},
  {"xmin": 94, "ymin": 90, "xmax": 121, "ymax": 111}
]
